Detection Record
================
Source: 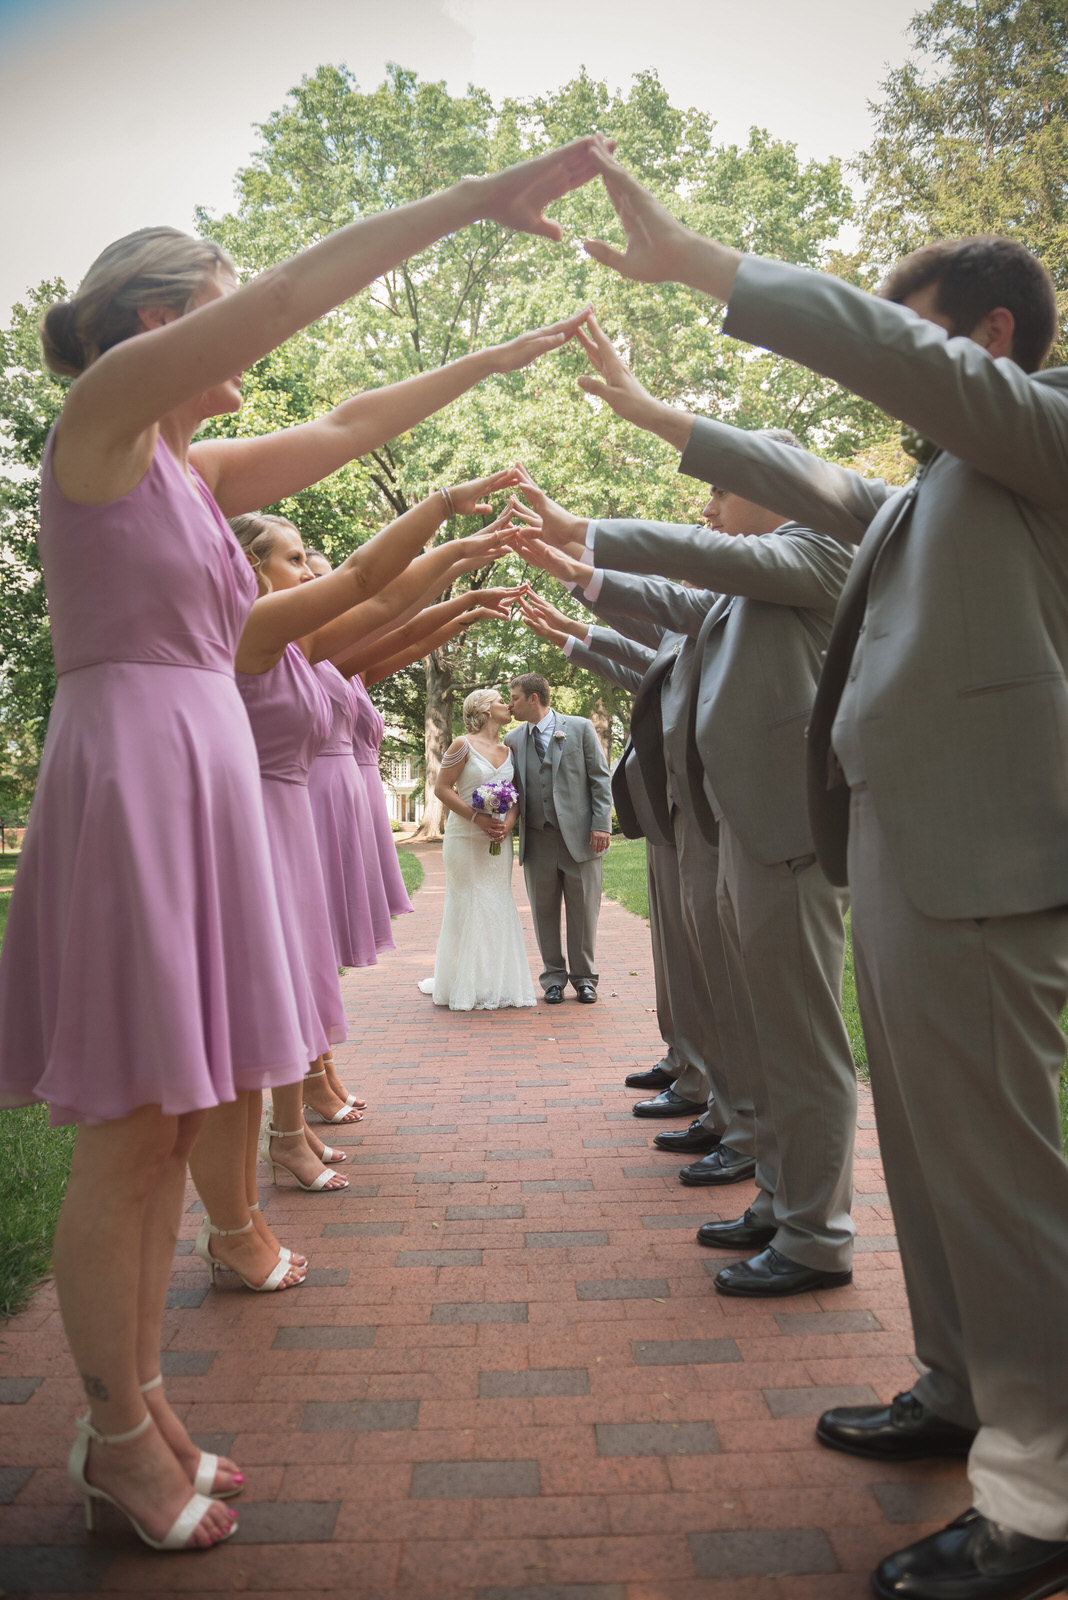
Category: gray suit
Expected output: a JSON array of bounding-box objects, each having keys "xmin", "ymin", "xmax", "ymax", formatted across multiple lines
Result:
[
  {"xmin": 592, "ymin": 518, "xmax": 857, "ymax": 1272},
  {"xmin": 575, "ymin": 576, "xmax": 759, "ymax": 1151},
  {"xmin": 503, "ymin": 713, "xmax": 612, "ymax": 993},
  {"xmin": 696, "ymin": 253, "xmax": 1068, "ymax": 1539},
  {"xmin": 569, "ymin": 627, "xmax": 724, "ymax": 1113}
]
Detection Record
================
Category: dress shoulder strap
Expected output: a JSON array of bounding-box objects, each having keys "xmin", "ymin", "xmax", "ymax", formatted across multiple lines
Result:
[{"xmin": 440, "ymin": 737, "xmax": 470, "ymax": 770}]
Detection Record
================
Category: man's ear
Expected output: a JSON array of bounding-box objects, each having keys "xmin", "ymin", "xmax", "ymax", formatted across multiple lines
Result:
[{"xmin": 972, "ymin": 306, "xmax": 1016, "ymax": 361}]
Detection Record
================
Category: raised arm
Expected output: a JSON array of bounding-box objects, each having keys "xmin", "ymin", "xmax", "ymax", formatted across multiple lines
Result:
[
  {"xmin": 194, "ymin": 309, "xmax": 593, "ymax": 516},
  {"xmin": 341, "ymin": 586, "xmax": 521, "ymax": 679},
  {"xmin": 236, "ymin": 471, "xmax": 516, "ymax": 673}
]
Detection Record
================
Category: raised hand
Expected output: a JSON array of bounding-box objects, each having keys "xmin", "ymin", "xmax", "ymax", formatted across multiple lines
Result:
[
  {"xmin": 509, "ymin": 529, "xmax": 589, "ymax": 588},
  {"xmin": 574, "ymin": 314, "xmax": 658, "ymax": 429},
  {"xmin": 491, "ymin": 307, "xmax": 593, "ymax": 373},
  {"xmin": 583, "ymin": 146, "xmax": 741, "ymax": 300},
  {"xmin": 510, "ymin": 468, "xmax": 588, "ymax": 549},
  {"xmin": 521, "ymin": 590, "xmax": 583, "ymax": 637},
  {"xmin": 447, "ymin": 467, "xmax": 522, "ymax": 518},
  {"xmin": 477, "ymin": 136, "xmax": 614, "ymax": 242}
]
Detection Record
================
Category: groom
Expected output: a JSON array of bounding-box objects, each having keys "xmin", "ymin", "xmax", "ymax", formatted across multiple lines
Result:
[{"xmin": 505, "ymin": 674, "xmax": 613, "ymax": 1003}]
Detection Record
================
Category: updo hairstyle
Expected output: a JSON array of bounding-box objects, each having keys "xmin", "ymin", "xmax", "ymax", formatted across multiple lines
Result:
[
  {"xmin": 229, "ymin": 513, "xmax": 300, "ymax": 595},
  {"xmin": 462, "ymin": 689, "xmax": 500, "ymax": 734},
  {"xmin": 40, "ymin": 227, "xmax": 235, "ymax": 378}
]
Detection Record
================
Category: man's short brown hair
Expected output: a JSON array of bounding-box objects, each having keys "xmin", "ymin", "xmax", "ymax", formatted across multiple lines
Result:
[
  {"xmin": 879, "ymin": 235, "xmax": 1058, "ymax": 374},
  {"xmin": 510, "ymin": 673, "xmax": 551, "ymax": 706}
]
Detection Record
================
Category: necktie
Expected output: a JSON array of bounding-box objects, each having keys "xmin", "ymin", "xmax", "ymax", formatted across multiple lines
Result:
[{"xmin": 533, "ymin": 725, "xmax": 547, "ymax": 761}]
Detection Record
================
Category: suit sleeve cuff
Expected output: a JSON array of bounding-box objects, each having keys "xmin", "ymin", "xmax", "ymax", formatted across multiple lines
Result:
[
  {"xmin": 581, "ymin": 565, "xmax": 604, "ymax": 602},
  {"xmin": 561, "ymin": 634, "xmax": 576, "ymax": 658}
]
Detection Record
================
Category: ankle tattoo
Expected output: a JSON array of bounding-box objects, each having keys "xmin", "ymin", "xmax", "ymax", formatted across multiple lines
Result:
[{"xmin": 81, "ymin": 1373, "xmax": 109, "ymax": 1400}]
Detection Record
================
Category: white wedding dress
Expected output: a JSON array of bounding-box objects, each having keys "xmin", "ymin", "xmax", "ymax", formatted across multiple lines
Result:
[{"xmin": 418, "ymin": 744, "xmax": 536, "ymax": 1011}]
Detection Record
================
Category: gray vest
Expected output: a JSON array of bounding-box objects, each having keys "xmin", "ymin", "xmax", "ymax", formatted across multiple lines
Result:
[{"xmin": 524, "ymin": 729, "xmax": 558, "ymax": 830}]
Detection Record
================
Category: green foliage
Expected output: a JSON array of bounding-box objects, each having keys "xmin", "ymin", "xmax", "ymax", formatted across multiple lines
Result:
[
  {"xmin": 0, "ymin": 282, "xmax": 69, "ymax": 795},
  {"xmin": 0, "ymin": 1105, "xmax": 75, "ymax": 1319},
  {"xmin": 396, "ymin": 846, "xmax": 424, "ymax": 897},
  {"xmin": 858, "ymin": 0, "xmax": 1068, "ymax": 357}
]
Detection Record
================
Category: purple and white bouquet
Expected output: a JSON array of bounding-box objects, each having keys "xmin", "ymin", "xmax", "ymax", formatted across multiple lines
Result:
[{"xmin": 470, "ymin": 778, "xmax": 519, "ymax": 855}]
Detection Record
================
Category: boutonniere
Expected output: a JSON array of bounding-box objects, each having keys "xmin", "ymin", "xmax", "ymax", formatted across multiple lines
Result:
[{"xmin": 552, "ymin": 730, "xmax": 566, "ymax": 743}]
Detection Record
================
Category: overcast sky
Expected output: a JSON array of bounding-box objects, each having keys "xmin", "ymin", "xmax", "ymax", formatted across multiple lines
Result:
[{"xmin": 0, "ymin": 0, "xmax": 922, "ymax": 319}]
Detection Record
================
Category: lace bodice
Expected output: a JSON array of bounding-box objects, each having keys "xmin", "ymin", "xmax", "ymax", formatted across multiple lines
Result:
[{"xmin": 445, "ymin": 742, "xmax": 515, "ymax": 835}]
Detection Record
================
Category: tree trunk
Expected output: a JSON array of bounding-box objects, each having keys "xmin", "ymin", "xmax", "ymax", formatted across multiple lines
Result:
[{"xmin": 411, "ymin": 649, "xmax": 453, "ymax": 840}]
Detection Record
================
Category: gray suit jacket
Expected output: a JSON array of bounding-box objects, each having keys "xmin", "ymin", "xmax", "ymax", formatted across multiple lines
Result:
[
  {"xmin": 687, "ymin": 253, "xmax": 1068, "ymax": 916},
  {"xmin": 593, "ymin": 521, "xmax": 853, "ymax": 865},
  {"xmin": 566, "ymin": 633, "xmax": 669, "ymax": 845},
  {"xmin": 503, "ymin": 713, "xmax": 613, "ymax": 865}
]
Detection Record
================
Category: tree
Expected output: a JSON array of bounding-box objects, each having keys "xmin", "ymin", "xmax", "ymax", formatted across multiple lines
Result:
[
  {"xmin": 857, "ymin": 0, "xmax": 1068, "ymax": 355},
  {"xmin": 196, "ymin": 64, "xmax": 863, "ymax": 833},
  {"xmin": 0, "ymin": 283, "xmax": 69, "ymax": 803}
]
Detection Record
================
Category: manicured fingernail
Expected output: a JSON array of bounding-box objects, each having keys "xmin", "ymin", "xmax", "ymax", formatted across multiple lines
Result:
[{"xmin": 233, "ymin": 1473, "xmax": 245, "ymax": 1484}]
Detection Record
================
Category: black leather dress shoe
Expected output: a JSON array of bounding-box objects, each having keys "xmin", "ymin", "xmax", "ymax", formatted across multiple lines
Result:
[
  {"xmin": 714, "ymin": 1245, "xmax": 852, "ymax": 1298},
  {"xmin": 624, "ymin": 1063, "xmax": 676, "ymax": 1091},
  {"xmin": 696, "ymin": 1208, "xmax": 776, "ymax": 1250},
  {"xmin": 872, "ymin": 1508, "xmax": 1068, "ymax": 1600},
  {"xmin": 817, "ymin": 1389, "xmax": 977, "ymax": 1461},
  {"xmin": 678, "ymin": 1145, "xmax": 757, "ymax": 1184},
  {"xmin": 574, "ymin": 981, "xmax": 597, "ymax": 1004},
  {"xmin": 544, "ymin": 985, "xmax": 564, "ymax": 1004},
  {"xmin": 653, "ymin": 1119, "xmax": 720, "ymax": 1154},
  {"xmin": 632, "ymin": 1088, "xmax": 707, "ymax": 1119}
]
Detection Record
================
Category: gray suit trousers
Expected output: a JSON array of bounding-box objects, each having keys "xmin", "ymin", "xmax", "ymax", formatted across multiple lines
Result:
[
  {"xmin": 849, "ymin": 785, "xmax": 1068, "ymax": 1541},
  {"xmin": 523, "ymin": 827, "xmax": 601, "ymax": 991},
  {"xmin": 647, "ymin": 837, "xmax": 722, "ymax": 1111},
  {"xmin": 717, "ymin": 818, "xmax": 856, "ymax": 1269},
  {"xmin": 670, "ymin": 800, "xmax": 757, "ymax": 1152}
]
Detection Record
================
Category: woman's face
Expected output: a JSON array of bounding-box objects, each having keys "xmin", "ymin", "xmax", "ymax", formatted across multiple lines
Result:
[
  {"xmin": 305, "ymin": 553, "xmax": 332, "ymax": 579},
  {"xmin": 487, "ymin": 693, "xmax": 511, "ymax": 729},
  {"xmin": 257, "ymin": 525, "xmax": 312, "ymax": 592}
]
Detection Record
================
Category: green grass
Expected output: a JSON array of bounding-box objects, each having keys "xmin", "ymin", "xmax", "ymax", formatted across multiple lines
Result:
[
  {"xmin": 397, "ymin": 847, "xmax": 424, "ymax": 897},
  {"xmin": 0, "ymin": 1106, "xmax": 75, "ymax": 1319},
  {"xmin": 601, "ymin": 835, "xmax": 649, "ymax": 920}
]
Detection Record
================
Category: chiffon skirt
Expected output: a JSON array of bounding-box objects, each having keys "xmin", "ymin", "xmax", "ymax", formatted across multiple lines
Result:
[
  {"xmin": 0, "ymin": 663, "xmax": 307, "ymax": 1125},
  {"xmin": 356, "ymin": 758, "xmax": 412, "ymax": 930},
  {"xmin": 308, "ymin": 752, "xmax": 379, "ymax": 968}
]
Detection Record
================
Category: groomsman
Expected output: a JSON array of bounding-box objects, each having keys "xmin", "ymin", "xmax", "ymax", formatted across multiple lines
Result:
[
  {"xmin": 504, "ymin": 674, "xmax": 612, "ymax": 1003},
  {"xmin": 513, "ymin": 457, "xmax": 856, "ymax": 1297},
  {"xmin": 580, "ymin": 146, "xmax": 1068, "ymax": 1600}
]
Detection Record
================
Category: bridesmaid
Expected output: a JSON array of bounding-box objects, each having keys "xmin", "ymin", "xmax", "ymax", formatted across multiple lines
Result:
[{"xmin": 0, "ymin": 137, "xmax": 605, "ymax": 1551}]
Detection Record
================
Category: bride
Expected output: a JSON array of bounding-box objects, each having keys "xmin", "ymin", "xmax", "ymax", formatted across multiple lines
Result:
[{"xmin": 419, "ymin": 689, "xmax": 536, "ymax": 1010}]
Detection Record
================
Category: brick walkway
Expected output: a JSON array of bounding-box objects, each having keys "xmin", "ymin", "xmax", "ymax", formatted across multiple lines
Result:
[{"xmin": 0, "ymin": 842, "xmax": 969, "ymax": 1599}]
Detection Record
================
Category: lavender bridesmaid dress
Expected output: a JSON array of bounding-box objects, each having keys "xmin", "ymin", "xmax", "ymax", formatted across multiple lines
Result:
[
  {"xmin": 237, "ymin": 644, "xmax": 346, "ymax": 1059},
  {"xmin": 351, "ymin": 674, "xmax": 413, "ymax": 939},
  {"xmin": 0, "ymin": 435, "xmax": 306, "ymax": 1125},
  {"xmin": 307, "ymin": 661, "xmax": 379, "ymax": 969}
]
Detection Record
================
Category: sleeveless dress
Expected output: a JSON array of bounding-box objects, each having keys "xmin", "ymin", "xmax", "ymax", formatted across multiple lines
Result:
[
  {"xmin": 237, "ymin": 645, "xmax": 347, "ymax": 1061},
  {"xmin": 351, "ymin": 674, "xmax": 412, "ymax": 932},
  {"xmin": 418, "ymin": 746, "xmax": 536, "ymax": 1011},
  {"xmin": 0, "ymin": 434, "xmax": 306, "ymax": 1125},
  {"xmin": 307, "ymin": 661, "xmax": 379, "ymax": 969}
]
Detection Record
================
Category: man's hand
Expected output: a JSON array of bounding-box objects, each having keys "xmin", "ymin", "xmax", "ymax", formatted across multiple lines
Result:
[
  {"xmin": 583, "ymin": 146, "xmax": 741, "ymax": 301},
  {"xmin": 589, "ymin": 830, "xmax": 611, "ymax": 855},
  {"xmin": 509, "ymin": 529, "xmax": 592, "ymax": 590},
  {"xmin": 521, "ymin": 591, "xmax": 587, "ymax": 639},
  {"xmin": 491, "ymin": 307, "xmax": 593, "ymax": 373},
  {"xmin": 511, "ymin": 466, "xmax": 588, "ymax": 549}
]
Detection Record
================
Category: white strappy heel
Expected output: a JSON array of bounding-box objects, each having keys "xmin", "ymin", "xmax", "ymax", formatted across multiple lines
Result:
[
  {"xmin": 260, "ymin": 1122, "xmax": 348, "ymax": 1191},
  {"xmin": 193, "ymin": 1216, "xmax": 303, "ymax": 1289},
  {"xmin": 302, "ymin": 1067, "xmax": 362, "ymax": 1124},
  {"xmin": 138, "ymin": 1377, "xmax": 243, "ymax": 1501},
  {"xmin": 68, "ymin": 1411, "xmax": 232, "ymax": 1550}
]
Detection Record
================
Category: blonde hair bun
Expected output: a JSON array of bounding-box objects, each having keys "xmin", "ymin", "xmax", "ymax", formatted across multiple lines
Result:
[{"xmin": 462, "ymin": 688, "xmax": 499, "ymax": 733}]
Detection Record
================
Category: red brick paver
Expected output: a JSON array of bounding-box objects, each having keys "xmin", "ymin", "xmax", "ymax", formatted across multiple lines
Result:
[{"xmin": 0, "ymin": 842, "xmax": 968, "ymax": 1598}]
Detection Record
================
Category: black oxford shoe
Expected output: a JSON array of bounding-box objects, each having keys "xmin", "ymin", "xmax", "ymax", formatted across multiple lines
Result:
[
  {"xmin": 714, "ymin": 1245, "xmax": 852, "ymax": 1298},
  {"xmin": 816, "ymin": 1389, "xmax": 977, "ymax": 1461},
  {"xmin": 624, "ymin": 1063, "xmax": 676, "ymax": 1091},
  {"xmin": 696, "ymin": 1208, "xmax": 776, "ymax": 1250},
  {"xmin": 653, "ymin": 1118, "xmax": 720, "ymax": 1154},
  {"xmin": 544, "ymin": 985, "xmax": 565, "ymax": 1004},
  {"xmin": 632, "ymin": 1089, "xmax": 707, "ymax": 1119},
  {"xmin": 677, "ymin": 1145, "xmax": 756, "ymax": 1184},
  {"xmin": 872, "ymin": 1508, "xmax": 1068, "ymax": 1600},
  {"xmin": 574, "ymin": 981, "xmax": 597, "ymax": 1003}
]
